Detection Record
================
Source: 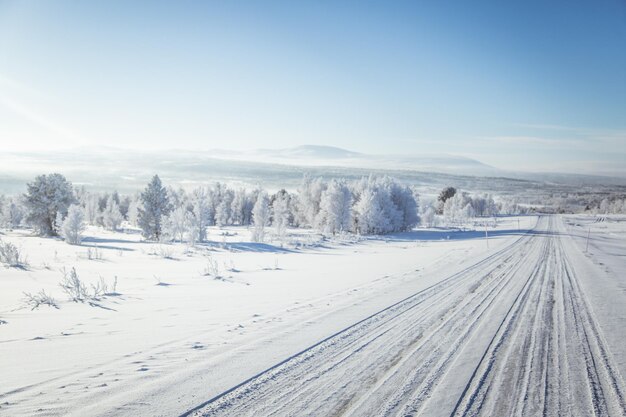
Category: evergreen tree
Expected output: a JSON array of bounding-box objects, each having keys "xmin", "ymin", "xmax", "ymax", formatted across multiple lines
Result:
[{"xmin": 138, "ymin": 175, "xmax": 172, "ymax": 240}]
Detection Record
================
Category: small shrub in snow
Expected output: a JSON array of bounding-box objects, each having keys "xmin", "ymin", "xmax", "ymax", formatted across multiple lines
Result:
[
  {"xmin": 23, "ymin": 290, "xmax": 58, "ymax": 310},
  {"xmin": 92, "ymin": 275, "xmax": 119, "ymax": 298},
  {"xmin": 59, "ymin": 267, "xmax": 89, "ymax": 302},
  {"xmin": 85, "ymin": 246, "xmax": 103, "ymax": 261},
  {"xmin": 149, "ymin": 244, "xmax": 175, "ymax": 259},
  {"xmin": 224, "ymin": 260, "xmax": 238, "ymax": 273},
  {"xmin": 203, "ymin": 255, "xmax": 221, "ymax": 278},
  {"xmin": 263, "ymin": 258, "xmax": 280, "ymax": 271},
  {"xmin": 154, "ymin": 275, "xmax": 171, "ymax": 286},
  {"xmin": 0, "ymin": 239, "xmax": 28, "ymax": 268},
  {"xmin": 59, "ymin": 268, "xmax": 117, "ymax": 302},
  {"xmin": 108, "ymin": 276, "xmax": 119, "ymax": 295}
]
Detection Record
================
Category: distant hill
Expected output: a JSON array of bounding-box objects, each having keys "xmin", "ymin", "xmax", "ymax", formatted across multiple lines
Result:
[
  {"xmin": 209, "ymin": 145, "xmax": 498, "ymax": 176},
  {"xmin": 1, "ymin": 146, "xmax": 625, "ymax": 195},
  {"xmin": 259, "ymin": 145, "xmax": 363, "ymax": 159}
]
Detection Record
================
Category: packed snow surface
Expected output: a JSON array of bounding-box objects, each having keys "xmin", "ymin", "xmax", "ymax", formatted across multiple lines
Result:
[{"xmin": 1, "ymin": 215, "xmax": 625, "ymax": 416}]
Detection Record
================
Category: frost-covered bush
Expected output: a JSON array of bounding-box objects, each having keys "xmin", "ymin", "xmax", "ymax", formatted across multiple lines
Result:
[
  {"xmin": 23, "ymin": 290, "xmax": 58, "ymax": 310},
  {"xmin": 61, "ymin": 204, "xmax": 86, "ymax": 245},
  {"xmin": 202, "ymin": 254, "xmax": 221, "ymax": 278},
  {"xmin": 0, "ymin": 239, "xmax": 28, "ymax": 268},
  {"xmin": 59, "ymin": 267, "xmax": 116, "ymax": 302},
  {"xmin": 59, "ymin": 267, "xmax": 89, "ymax": 302},
  {"xmin": 148, "ymin": 244, "xmax": 175, "ymax": 259},
  {"xmin": 85, "ymin": 246, "xmax": 103, "ymax": 260}
]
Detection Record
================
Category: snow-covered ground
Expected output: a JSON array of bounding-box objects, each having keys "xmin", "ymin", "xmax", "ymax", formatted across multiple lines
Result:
[
  {"xmin": 2, "ymin": 215, "xmax": 626, "ymax": 416},
  {"xmin": 563, "ymin": 215, "xmax": 626, "ymax": 377}
]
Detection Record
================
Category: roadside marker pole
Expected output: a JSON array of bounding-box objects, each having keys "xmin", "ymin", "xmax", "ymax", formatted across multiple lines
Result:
[
  {"xmin": 517, "ymin": 218, "xmax": 520, "ymax": 233},
  {"xmin": 485, "ymin": 222, "xmax": 489, "ymax": 249},
  {"xmin": 585, "ymin": 227, "xmax": 591, "ymax": 253}
]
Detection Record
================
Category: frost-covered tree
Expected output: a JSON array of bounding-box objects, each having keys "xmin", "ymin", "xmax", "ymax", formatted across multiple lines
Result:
[
  {"xmin": 251, "ymin": 191, "xmax": 270, "ymax": 242},
  {"xmin": 119, "ymin": 195, "xmax": 131, "ymax": 220},
  {"xmin": 295, "ymin": 175, "xmax": 327, "ymax": 227},
  {"xmin": 138, "ymin": 175, "xmax": 172, "ymax": 240},
  {"xmin": 599, "ymin": 198, "xmax": 610, "ymax": 214},
  {"xmin": 1, "ymin": 196, "xmax": 25, "ymax": 229},
  {"xmin": 472, "ymin": 193, "xmax": 497, "ymax": 217},
  {"xmin": 272, "ymin": 190, "xmax": 291, "ymax": 241},
  {"xmin": 189, "ymin": 187, "xmax": 211, "ymax": 243},
  {"xmin": 316, "ymin": 180, "xmax": 352, "ymax": 235},
  {"xmin": 61, "ymin": 204, "xmax": 86, "ymax": 245},
  {"xmin": 437, "ymin": 186, "xmax": 456, "ymax": 214},
  {"xmin": 215, "ymin": 188, "xmax": 234, "ymax": 227},
  {"xmin": 126, "ymin": 197, "xmax": 141, "ymax": 226},
  {"xmin": 232, "ymin": 188, "xmax": 254, "ymax": 226},
  {"xmin": 164, "ymin": 205, "xmax": 191, "ymax": 242},
  {"xmin": 387, "ymin": 179, "xmax": 419, "ymax": 231},
  {"xmin": 461, "ymin": 203, "xmax": 474, "ymax": 227},
  {"xmin": 83, "ymin": 193, "xmax": 100, "ymax": 225},
  {"xmin": 24, "ymin": 173, "xmax": 75, "ymax": 236},
  {"xmin": 102, "ymin": 196, "xmax": 123, "ymax": 231},
  {"xmin": 351, "ymin": 176, "xmax": 418, "ymax": 234},
  {"xmin": 353, "ymin": 186, "xmax": 388, "ymax": 235},
  {"xmin": 444, "ymin": 192, "xmax": 472, "ymax": 227},
  {"xmin": 421, "ymin": 206, "xmax": 436, "ymax": 228}
]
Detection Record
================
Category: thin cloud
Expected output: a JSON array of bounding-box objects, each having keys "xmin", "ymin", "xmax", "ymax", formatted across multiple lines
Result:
[{"xmin": 0, "ymin": 73, "xmax": 86, "ymax": 149}]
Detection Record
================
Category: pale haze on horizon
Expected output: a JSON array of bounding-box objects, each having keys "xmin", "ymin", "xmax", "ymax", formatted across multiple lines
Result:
[{"xmin": 0, "ymin": 1, "xmax": 625, "ymax": 176}]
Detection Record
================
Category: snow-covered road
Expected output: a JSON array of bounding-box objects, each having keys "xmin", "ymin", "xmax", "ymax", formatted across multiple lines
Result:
[{"xmin": 186, "ymin": 216, "xmax": 626, "ymax": 417}]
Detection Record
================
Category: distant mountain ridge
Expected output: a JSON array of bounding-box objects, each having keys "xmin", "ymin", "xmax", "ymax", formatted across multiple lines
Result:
[
  {"xmin": 208, "ymin": 145, "xmax": 497, "ymax": 175},
  {"xmin": 258, "ymin": 145, "xmax": 363, "ymax": 159}
]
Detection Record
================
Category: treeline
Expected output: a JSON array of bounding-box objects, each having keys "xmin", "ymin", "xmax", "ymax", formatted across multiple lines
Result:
[
  {"xmin": 0, "ymin": 173, "xmax": 545, "ymax": 245},
  {"xmin": 0, "ymin": 173, "xmax": 422, "ymax": 244}
]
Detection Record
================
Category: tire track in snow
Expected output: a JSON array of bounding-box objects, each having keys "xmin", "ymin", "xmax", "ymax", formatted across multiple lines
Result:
[
  {"xmin": 184, "ymin": 224, "xmax": 537, "ymax": 417},
  {"xmin": 184, "ymin": 216, "xmax": 626, "ymax": 417},
  {"xmin": 451, "ymin": 216, "xmax": 626, "ymax": 417}
]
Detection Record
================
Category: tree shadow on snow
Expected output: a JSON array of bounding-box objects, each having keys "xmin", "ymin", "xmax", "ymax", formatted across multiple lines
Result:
[
  {"xmin": 198, "ymin": 241, "xmax": 294, "ymax": 253},
  {"xmin": 383, "ymin": 228, "xmax": 546, "ymax": 242},
  {"xmin": 82, "ymin": 236, "xmax": 137, "ymax": 247}
]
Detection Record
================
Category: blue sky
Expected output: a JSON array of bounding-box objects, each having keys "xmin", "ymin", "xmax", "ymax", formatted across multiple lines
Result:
[{"xmin": 0, "ymin": 1, "xmax": 625, "ymax": 174}]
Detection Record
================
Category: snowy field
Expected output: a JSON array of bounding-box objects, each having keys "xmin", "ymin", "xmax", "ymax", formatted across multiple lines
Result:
[{"xmin": 2, "ymin": 214, "xmax": 626, "ymax": 416}]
